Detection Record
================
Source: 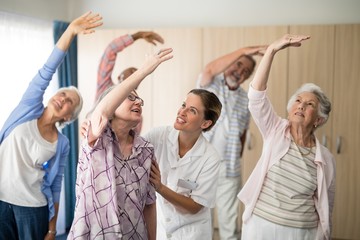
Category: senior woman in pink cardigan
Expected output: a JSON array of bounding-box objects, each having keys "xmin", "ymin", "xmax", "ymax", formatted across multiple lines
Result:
[{"xmin": 238, "ymin": 34, "xmax": 335, "ymax": 240}]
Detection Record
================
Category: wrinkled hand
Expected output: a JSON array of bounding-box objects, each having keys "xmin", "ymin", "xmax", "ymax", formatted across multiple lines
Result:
[
  {"xmin": 69, "ymin": 11, "xmax": 103, "ymax": 35},
  {"xmin": 269, "ymin": 34, "xmax": 310, "ymax": 53},
  {"xmin": 150, "ymin": 160, "xmax": 162, "ymax": 192},
  {"xmin": 133, "ymin": 31, "xmax": 164, "ymax": 45}
]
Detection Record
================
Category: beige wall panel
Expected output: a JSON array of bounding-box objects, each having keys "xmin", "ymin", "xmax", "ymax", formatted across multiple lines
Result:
[
  {"xmin": 148, "ymin": 28, "xmax": 203, "ymax": 130},
  {"xmin": 332, "ymin": 24, "xmax": 360, "ymax": 240},
  {"xmin": 288, "ymin": 25, "xmax": 335, "ymax": 149}
]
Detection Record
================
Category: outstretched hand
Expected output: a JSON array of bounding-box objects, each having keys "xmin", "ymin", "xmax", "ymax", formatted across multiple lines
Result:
[
  {"xmin": 56, "ymin": 11, "xmax": 103, "ymax": 53},
  {"xmin": 270, "ymin": 34, "xmax": 310, "ymax": 53},
  {"xmin": 140, "ymin": 48, "xmax": 173, "ymax": 76},
  {"xmin": 132, "ymin": 31, "xmax": 164, "ymax": 45},
  {"xmin": 69, "ymin": 11, "xmax": 103, "ymax": 35}
]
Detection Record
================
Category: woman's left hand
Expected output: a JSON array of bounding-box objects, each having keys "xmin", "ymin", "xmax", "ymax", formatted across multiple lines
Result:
[
  {"xmin": 270, "ymin": 34, "xmax": 310, "ymax": 53},
  {"xmin": 150, "ymin": 160, "xmax": 162, "ymax": 192}
]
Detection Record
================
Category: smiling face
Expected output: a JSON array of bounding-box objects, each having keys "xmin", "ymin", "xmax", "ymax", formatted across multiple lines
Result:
[
  {"xmin": 49, "ymin": 89, "xmax": 80, "ymax": 122},
  {"xmin": 288, "ymin": 92, "xmax": 322, "ymax": 128},
  {"xmin": 174, "ymin": 93, "xmax": 212, "ymax": 133},
  {"xmin": 114, "ymin": 90, "xmax": 143, "ymax": 125},
  {"xmin": 224, "ymin": 56, "xmax": 255, "ymax": 90}
]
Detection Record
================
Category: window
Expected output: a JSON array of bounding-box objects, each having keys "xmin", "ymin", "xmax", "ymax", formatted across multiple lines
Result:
[{"xmin": 0, "ymin": 11, "xmax": 56, "ymax": 127}]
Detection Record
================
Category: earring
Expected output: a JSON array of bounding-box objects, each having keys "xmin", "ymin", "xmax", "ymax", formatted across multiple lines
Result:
[{"xmin": 314, "ymin": 124, "xmax": 317, "ymax": 128}]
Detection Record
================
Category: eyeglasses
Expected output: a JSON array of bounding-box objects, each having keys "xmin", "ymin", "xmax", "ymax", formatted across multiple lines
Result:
[{"xmin": 127, "ymin": 94, "xmax": 144, "ymax": 106}]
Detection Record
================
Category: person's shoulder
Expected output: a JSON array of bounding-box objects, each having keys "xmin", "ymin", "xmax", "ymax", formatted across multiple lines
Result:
[
  {"xmin": 201, "ymin": 134, "xmax": 220, "ymax": 158},
  {"xmin": 212, "ymin": 73, "xmax": 225, "ymax": 86},
  {"xmin": 57, "ymin": 131, "xmax": 70, "ymax": 145},
  {"xmin": 143, "ymin": 125, "xmax": 172, "ymax": 139},
  {"xmin": 148, "ymin": 125, "xmax": 171, "ymax": 134}
]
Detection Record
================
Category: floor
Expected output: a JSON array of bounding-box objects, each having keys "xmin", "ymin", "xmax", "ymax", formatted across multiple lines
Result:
[{"xmin": 56, "ymin": 229, "xmax": 222, "ymax": 240}]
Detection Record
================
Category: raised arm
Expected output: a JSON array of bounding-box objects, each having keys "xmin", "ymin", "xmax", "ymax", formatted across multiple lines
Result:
[
  {"xmin": 199, "ymin": 45, "xmax": 266, "ymax": 87},
  {"xmin": 96, "ymin": 31, "xmax": 164, "ymax": 100},
  {"xmin": 96, "ymin": 34, "xmax": 135, "ymax": 100},
  {"xmin": 56, "ymin": 11, "xmax": 103, "ymax": 52},
  {"xmin": 251, "ymin": 34, "xmax": 310, "ymax": 91},
  {"xmin": 89, "ymin": 48, "xmax": 173, "ymax": 142}
]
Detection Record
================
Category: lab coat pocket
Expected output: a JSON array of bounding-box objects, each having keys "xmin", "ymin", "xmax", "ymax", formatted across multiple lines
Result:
[{"xmin": 176, "ymin": 179, "xmax": 198, "ymax": 196}]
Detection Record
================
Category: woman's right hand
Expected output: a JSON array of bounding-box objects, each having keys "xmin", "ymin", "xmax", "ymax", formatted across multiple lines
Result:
[{"xmin": 68, "ymin": 11, "xmax": 103, "ymax": 35}]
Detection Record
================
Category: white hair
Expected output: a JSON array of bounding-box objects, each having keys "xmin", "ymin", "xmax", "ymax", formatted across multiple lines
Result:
[
  {"xmin": 56, "ymin": 86, "xmax": 83, "ymax": 128},
  {"xmin": 287, "ymin": 83, "xmax": 331, "ymax": 127}
]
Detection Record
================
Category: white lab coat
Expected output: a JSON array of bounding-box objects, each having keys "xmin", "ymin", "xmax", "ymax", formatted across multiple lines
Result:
[{"xmin": 144, "ymin": 126, "xmax": 220, "ymax": 240}]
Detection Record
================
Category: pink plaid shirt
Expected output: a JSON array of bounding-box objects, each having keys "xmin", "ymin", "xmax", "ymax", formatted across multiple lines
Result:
[{"xmin": 96, "ymin": 34, "xmax": 134, "ymax": 101}]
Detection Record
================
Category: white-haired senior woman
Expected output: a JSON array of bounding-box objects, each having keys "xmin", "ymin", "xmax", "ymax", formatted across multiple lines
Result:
[
  {"xmin": 0, "ymin": 11, "xmax": 102, "ymax": 240},
  {"xmin": 238, "ymin": 34, "xmax": 335, "ymax": 240}
]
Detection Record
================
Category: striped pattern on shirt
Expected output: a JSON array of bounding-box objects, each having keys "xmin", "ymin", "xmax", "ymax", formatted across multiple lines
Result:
[
  {"xmin": 200, "ymin": 75, "xmax": 250, "ymax": 177},
  {"xmin": 253, "ymin": 140, "xmax": 318, "ymax": 228}
]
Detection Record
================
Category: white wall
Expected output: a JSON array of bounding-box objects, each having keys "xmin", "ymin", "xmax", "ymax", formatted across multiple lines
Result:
[
  {"xmin": 69, "ymin": 0, "xmax": 360, "ymax": 28},
  {"xmin": 0, "ymin": 0, "xmax": 69, "ymax": 22},
  {"xmin": 1, "ymin": 0, "xmax": 360, "ymax": 28}
]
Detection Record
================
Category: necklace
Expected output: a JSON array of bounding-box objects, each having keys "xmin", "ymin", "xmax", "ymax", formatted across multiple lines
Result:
[
  {"xmin": 292, "ymin": 135, "xmax": 314, "ymax": 157},
  {"xmin": 297, "ymin": 145, "xmax": 312, "ymax": 156}
]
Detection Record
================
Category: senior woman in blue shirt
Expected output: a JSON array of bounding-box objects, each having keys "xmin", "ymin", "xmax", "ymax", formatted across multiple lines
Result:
[{"xmin": 0, "ymin": 11, "xmax": 102, "ymax": 240}]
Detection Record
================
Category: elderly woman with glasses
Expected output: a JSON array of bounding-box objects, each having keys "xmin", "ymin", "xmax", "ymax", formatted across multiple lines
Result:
[{"xmin": 68, "ymin": 48, "xmax": 173, "ymax": 240}]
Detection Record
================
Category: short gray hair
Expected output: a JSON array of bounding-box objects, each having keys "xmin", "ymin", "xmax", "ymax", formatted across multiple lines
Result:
[
  {"xmin": 57, "ymin": 86, "xmax": 83, "ymax": 128},
  {"xmin": 287, "ymin": 83, "xmax": 331, "ymax": 127}
]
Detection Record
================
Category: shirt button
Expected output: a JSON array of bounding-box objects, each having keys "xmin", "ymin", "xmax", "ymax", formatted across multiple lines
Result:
[
  {"xmin": 165, "ymin": 218, "xmax": 171, "ymax": 222},
  {"xmin": 166, "ymin": 233, "xmax": 172, "ymax": 238}
]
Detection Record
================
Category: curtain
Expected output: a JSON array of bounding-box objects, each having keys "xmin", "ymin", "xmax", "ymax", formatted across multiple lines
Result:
[{"xmin": 53, "ymin": 20, "xmax": 79, "ymax": 230}]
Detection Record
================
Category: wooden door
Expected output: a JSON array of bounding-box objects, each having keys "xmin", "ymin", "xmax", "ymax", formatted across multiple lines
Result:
[
  {"xmin": 332, "ymin": 24, "xmax": 360, "ymax": 240},
  {"xmin": 288, "ymin": 25, "xmax": 336, "ymax": 149}
]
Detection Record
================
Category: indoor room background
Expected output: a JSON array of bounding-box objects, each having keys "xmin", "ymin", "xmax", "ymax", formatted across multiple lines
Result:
[{"xmin": 1, "ymin": 1, "xmax": 359, "ymax": 239}]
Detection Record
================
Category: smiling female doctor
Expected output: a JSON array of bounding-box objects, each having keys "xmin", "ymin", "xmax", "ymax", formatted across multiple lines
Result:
[{"xmin": 146, "ymin": 88, "xmax": 222, "ymax": 240}]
